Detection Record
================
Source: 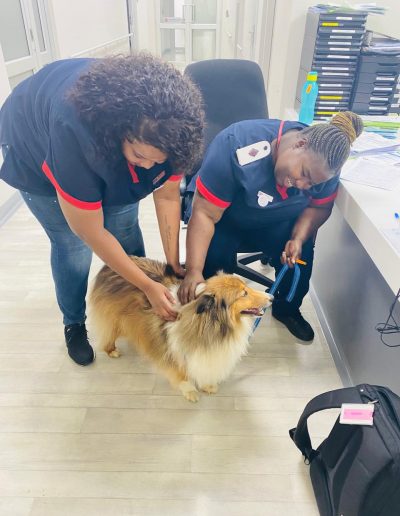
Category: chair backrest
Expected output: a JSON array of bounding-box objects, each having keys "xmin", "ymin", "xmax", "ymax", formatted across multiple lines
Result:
[
  {"xmin": 181, "ymin": 59, "xmax": 268, "ymax": 221},
  {"xmin": 182, "ymin": 60, "xmax": 272, "ymax": 288},
  {"xmin": 184, "ymin": 58, "xmax": 268, "ymax": 154}
]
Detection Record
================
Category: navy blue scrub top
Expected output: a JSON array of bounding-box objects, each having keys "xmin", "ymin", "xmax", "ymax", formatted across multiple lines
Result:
[
  {"xmin": 196, "ymin": 119, "xmax": 339, "ymax": 227},
  {"xmin": 0, "ymin": 59, "xmax": 181, "ymax": 210}
]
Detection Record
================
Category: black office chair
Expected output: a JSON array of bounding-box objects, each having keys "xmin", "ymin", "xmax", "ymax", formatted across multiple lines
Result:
[{"xmin": 183, "ymin": 58, "xmax": 273, "ymax": 289}]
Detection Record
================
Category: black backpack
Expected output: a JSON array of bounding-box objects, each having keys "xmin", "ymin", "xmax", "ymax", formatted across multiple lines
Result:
[{"xmin": 290, "ymin": 384, "xmax": 400, "ymax": 516}]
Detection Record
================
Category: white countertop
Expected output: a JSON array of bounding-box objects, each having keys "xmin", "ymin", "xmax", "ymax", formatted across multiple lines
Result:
[{"xmin": 336, "ymin": 179, "xmax": 400, "ymax": 295}]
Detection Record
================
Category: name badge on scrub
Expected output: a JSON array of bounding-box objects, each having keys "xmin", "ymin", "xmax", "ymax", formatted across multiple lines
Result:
[
  {"xmin": 236, "ymin": 140, "xmax": 271, "ymax": 166},
  {"xmin": 257, "ymin": 191, "xmax": 273, "ymax": 207}
]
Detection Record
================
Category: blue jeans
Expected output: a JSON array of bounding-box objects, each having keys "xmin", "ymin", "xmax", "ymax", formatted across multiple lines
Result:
[{"xmin": 20, "ymin": 191, "xmax": 145, "ymax": 326}]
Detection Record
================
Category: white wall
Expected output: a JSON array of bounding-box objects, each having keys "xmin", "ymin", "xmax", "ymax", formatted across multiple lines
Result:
[
  {"xmin": 0, "ymin": 46, "xmax": 11, "ymax": 104},
  {"xmin": 134, "ymin": 0, "xmax": 158, "ymax": 54},
  {"xmin": 267, "ymin": 0, "xmax": 400, "ymax": 118},
  {"xmin": 47, "ymin": 0, "xmax": 129, "ymax": 57},
  {"xmin": 366, "ymin": 0, "xmax": 400, "ymax": 39}
]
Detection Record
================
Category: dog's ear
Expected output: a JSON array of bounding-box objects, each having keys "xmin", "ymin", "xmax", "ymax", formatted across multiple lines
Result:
[
  {"xmin": 196, "ymin": 294, "xmax": 215, "ymax": 314},
  {"xmin": 194, "ymin": 282, "xmax": 206, "ymax": 298}
]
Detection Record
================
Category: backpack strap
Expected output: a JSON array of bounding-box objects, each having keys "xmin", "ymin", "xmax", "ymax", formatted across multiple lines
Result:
[{"xmin": 289, "ymin": 385, "xmax": 365, "ymax": 462}]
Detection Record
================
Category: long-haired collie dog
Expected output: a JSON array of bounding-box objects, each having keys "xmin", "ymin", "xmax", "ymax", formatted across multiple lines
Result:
[{"xmin": 90, "ymin": 257, "xmax": 271, "ymax": 402}]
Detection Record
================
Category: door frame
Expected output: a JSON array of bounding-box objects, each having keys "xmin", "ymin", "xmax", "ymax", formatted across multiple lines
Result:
[{"xmin": 254, "ymin": 0, "xmax": 275, "ymax": 85}]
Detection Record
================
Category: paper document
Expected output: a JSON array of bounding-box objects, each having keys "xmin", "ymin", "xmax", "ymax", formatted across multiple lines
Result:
[
  {"xmin": 369, "ymin": 151, "xmax": 400, "ymax": 166},
  {"xmin": 341, "ymin": 157, "xmax": 400, "ymax": 191},
  {"xmin": 316, "ymin": 4, "xmax": 386, "ymax": 14},
  {"xmin": 351, "ymin": 132, "xmax": 400, "ymax": 156},
  {"xmin": 352, "ymin": 4, "xmax": 386, "ymax": 14}
]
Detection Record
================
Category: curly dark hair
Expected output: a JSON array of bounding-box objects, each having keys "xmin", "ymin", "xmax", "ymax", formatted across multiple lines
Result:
[{"xmin": 68, "ymin": 53, "xmax": 204, "ymax": 172}]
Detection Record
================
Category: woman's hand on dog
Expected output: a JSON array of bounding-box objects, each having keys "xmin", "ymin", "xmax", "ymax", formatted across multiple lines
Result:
[
  {"xmin": 144, "ymin": 281, "xmax": 178, "ymax": 321},
  {"xmin": 178, "ymin": 270, "xmax": 205, "ymax": 304}
]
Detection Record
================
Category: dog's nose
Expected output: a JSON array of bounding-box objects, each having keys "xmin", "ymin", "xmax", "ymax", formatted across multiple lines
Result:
[{"xmin": 266, "ymin": 293, "xmax": 274, "ymax": 302}]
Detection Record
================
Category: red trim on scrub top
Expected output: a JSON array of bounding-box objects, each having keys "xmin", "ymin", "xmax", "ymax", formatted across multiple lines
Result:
[
  {"xmin": 168, "ymin": 174, "xmax": 183, "ymax": 182},
  {"xmin": 310, "ymin": 191, "xmax": 338, "ymax": 206},
  {"xmin": 196, "ymin": 176, "xmax": 231, "ymax": 209},
  {"xmin": 41, "ymin": 161, "xmax": 102, "ymax": 210},
  {"xmin": 274, "ymin": 121, "xmax": 288, "ymax": 199},
  {"xmin": 127, "ymin": 162, "xmax": 139, "ymax": 183},
  {"xmin": 277, "ymin": 120, "xmax": 285, "ymax": 148},
  {"xmin": 276, "ymin": 184, "xmax": 289, "ymax": 200}
]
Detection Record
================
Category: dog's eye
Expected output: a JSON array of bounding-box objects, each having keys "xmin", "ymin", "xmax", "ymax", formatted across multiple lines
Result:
[{"xmin": 243, "ymin": 290, "xmax": 248, "ymax": 297}]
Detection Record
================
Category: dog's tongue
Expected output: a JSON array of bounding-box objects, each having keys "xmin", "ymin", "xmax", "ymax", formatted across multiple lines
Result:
[{"xmin": 241, "ymin": 307, "xmax": 265, "ymax": 316}]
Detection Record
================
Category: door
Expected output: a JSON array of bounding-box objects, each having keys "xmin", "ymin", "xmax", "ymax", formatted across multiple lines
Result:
[
  {"xmin": 0, "ymin": 0, "xmax": 54, "ymax": 88},
  {"xmin": 220, "ymin": 0, "xmax": 270, "ymax": 61},
  {"xmin": 156, "ymin": 0, "xmax": 273, "ymax": 78},
  {"xmin": 158, "ymin": 0, "xmax": 219, "ymax": 70},
  {"xmin": 234, "ymin": 0, "xmax": 260, "ymax": 60}
]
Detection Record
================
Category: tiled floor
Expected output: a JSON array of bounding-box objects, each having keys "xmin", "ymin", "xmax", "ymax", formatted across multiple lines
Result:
[{"xmin": 0, "ymin": 195, "xmax": 342, "ymax": 516}]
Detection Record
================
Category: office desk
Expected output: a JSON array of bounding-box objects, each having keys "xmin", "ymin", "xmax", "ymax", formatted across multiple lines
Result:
[{"xmin": 310, "ymin": 179, "xmax": 400, "ymax": 391}]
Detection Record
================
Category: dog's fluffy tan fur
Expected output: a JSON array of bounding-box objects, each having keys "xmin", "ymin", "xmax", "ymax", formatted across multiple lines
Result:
[{"xmin": 90, "ymin": 257, "xmax": 271, "ymax": 402}]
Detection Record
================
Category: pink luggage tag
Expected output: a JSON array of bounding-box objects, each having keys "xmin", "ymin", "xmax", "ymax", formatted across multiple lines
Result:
[{"xmin": 340, "ymin": 403, "xmax": 375, "ymax": 426}]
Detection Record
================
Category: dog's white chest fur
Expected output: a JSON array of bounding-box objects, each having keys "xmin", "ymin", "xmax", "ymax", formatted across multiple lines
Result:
[{"xmin": 166, "ymin": 317, "xmax": 253, "ymax": 387}]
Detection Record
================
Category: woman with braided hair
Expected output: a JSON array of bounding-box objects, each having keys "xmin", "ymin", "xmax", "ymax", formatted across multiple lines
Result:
[
  {"xmin": 0, "ymin": 54, "xmax": 204, "ymax": 365},
  {"xmin": 178, "ymin": 111, "xmax": 363, "ymax": 341}
]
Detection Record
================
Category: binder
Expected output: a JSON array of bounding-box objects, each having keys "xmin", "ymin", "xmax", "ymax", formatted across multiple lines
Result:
[{"xmin": 296, "ymin": 5, "xmax": 368, "ymax": 118}]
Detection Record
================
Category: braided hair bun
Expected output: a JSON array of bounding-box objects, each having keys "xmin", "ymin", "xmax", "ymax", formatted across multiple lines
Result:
[
  {"xmin": 300, "ymin": 110, "xmax": 363, "ymax": 173},
  {"xmin": 330, "ymin": 111, "xmax": 363, "ymax": 145}
]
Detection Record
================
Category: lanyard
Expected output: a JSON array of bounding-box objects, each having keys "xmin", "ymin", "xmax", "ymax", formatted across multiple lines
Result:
[
  {"xmin": 269, "ymin": 262, "xmax": 301, "ymax": 303},
  {"xmin": 251, "ymin": 262, "xmax": 301, "ymax": 334}
]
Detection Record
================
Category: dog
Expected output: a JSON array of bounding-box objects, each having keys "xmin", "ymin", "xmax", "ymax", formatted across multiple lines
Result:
[{"xmin": 90, "ymin": 257, "xmax": 271, "ymax": 402}]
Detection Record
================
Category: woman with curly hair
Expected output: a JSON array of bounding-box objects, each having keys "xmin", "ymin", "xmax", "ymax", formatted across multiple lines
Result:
[{"xmin": 0, "ymin": 54, "xmax": 204, "ymax": 365}]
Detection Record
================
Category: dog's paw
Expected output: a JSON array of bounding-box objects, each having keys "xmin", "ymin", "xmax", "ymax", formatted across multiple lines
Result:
[
  {"xmin": 201, "ymin": 384, "xmax": 219, "ymax": 395},
  {"xmin": 107, "ymin": 349, "xmax": 120, "ymax": 358},
  {"xmin": 179, "ymin": 381, "xmax": 200, "ymax": 403},
  {"xmin": 184, "ymin": 389, "xmax": 200, "ymax": 403}
]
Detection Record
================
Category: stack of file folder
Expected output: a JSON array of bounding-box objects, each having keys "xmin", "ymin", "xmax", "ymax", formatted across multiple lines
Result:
[
  {"xmin": 350, "ymin": 33, "xmax": 400, "ymax": 116},
  {"xmin": 296, "ymin": 5, "xmax": 368, "ymax": 120},
  {"xmin": 392, "ymin": 76, "xmax": 400, "ymax": 115}
]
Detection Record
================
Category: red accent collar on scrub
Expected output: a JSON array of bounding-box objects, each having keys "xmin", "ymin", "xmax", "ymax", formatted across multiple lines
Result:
[
  {"xmin": 275, "ymin": 121, "xmax": 287, "ymax": 198},
  {"xmin": 276, "ymin": 183, "xmax": 289, "ymax": 200},
  {"xmin": 127, "ymin": 162, "xmax": 139, "ymax": 183},
  {"xmin": 277, "ymin": 120, "xmax": 284, "ymax": 149}
]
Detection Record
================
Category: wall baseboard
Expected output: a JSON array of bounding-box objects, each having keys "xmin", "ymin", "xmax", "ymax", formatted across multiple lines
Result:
[
  {"xmin": 0, "ymin": 191, "xmax": 23, "ymax": 228},
  {"xmin": 310, "ymin": 282, "xmax": 353, "ymax": 387}
]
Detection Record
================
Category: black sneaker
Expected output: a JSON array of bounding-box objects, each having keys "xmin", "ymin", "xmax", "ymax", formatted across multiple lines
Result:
[
  {"xmin": 64, "ymin": 323, "xmax": 95, "ymax": 366},
  {"xmin": 272, "ymin": 309, "xmax": 314, "ymax": 342}
]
